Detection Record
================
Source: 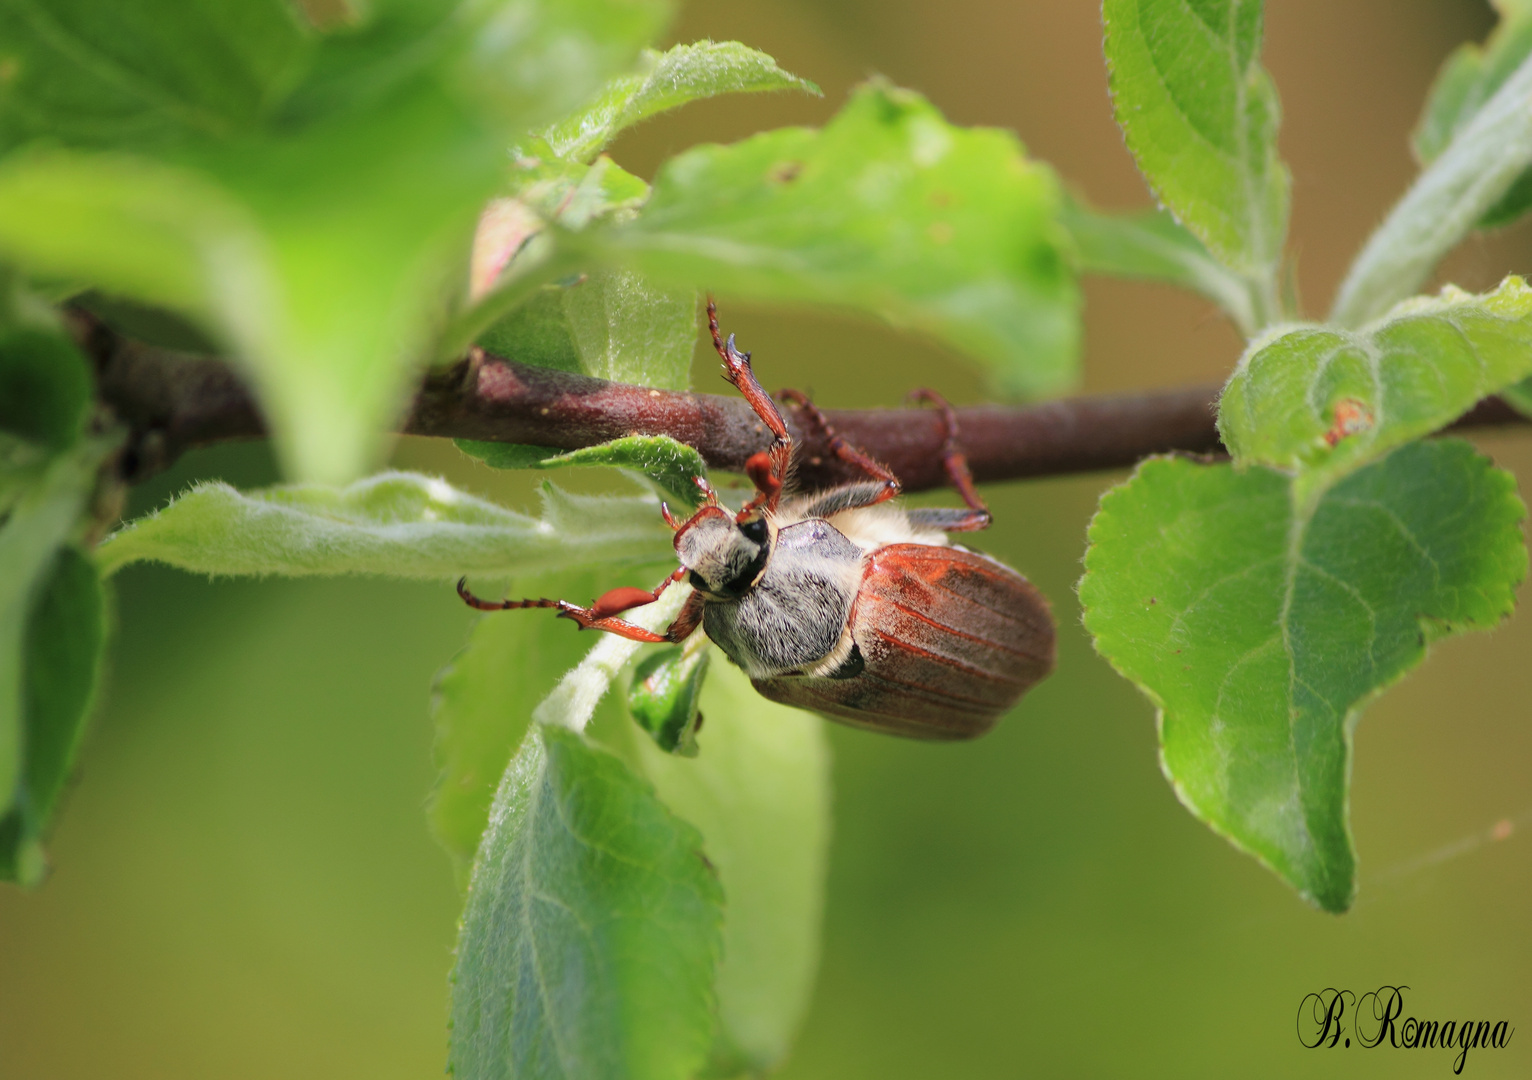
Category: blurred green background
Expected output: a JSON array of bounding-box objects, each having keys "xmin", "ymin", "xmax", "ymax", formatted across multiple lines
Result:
[{"xmin": 3, "ymin": 1, "xmax": 1531, "ymax": 1076}]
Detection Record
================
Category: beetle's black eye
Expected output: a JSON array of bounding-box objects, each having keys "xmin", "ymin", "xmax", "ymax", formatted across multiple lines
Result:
[{"xmin": 738, "ymin": 517, "xmax": 768, "ymax": 544}]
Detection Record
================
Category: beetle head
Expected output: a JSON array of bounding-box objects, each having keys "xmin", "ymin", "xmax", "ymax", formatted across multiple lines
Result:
[{"xmin": 673, "ymin": 506, "xmax": 771, "ymax": 600}]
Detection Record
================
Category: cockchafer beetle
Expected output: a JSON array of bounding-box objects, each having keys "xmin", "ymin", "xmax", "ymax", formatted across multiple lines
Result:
[{"xmin": 457, "ymin": 302, "xmax": 1056, "ymax": 740}]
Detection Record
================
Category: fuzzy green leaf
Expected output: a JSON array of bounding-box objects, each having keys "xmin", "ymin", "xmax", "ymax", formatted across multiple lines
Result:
[
  {"xmin": 1220, "ymin": 278, "xmax": 1532, "ymax": 505},
  {"xmin": 602, "ymin": 80, "xmax": 1080, "ymax": 396},
  {"xmin": 1059, "ymin": 194, "xmax": 1256, "ymax": 334},
  {"xmin": 629, "ymin": 655, "xmax": 830, "ymax": 1077},
  {"xmin": 458, "ymin": 436, "xmax": 709, "ymax": 512},
  {"xmin": 1414, "ymin": 0, "xmax": 1532, "ymax": 229},
  {"xmin": 545, "ymin": 40, "xmax": 820, "ymax": 163},
  {"xmin": 449, "ymin": 723, "xmax": 723, "ymax": 1080},
  {"xmin": 0, "ymin": 545, "xmax": 105, "ymax": 885},
  {"xmin": 1332, "ymin": 47, "xmax": 1532, "ymax": 326},
  {"xmin": 1080, "ymin": 441, "xmax": 1526, "ymax": 911},
  {"xmin": 1102, "ymin": 0, "xmax": 1289, "ymax": 284},
  {"xmin": 97, "ymin": 472, "xmax": 674, "ymax": 579}
]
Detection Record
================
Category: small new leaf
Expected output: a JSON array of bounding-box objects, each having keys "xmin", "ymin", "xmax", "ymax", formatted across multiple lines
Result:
[
  {"xmin": 604, "ymin": 80, "xmax": 1080, "ymax": 396},
  {"xmin": 545, "ymin": 41, "xmax": 820, "ymax": 163},
  {"xmin": 1080, "ymin": 441, "xmax": 1526, "ymax": 911},
  {"xmin": 449, "ymin": 723, "xmax": 722, "ymax": 1080},
  {"xmin": 458, "ymin": 435, "xmax": 709, "ymax": 512},
  {"xmin": 627, "ymin": 641, "xmax": 710, "ymax": 755},
  {"xmin": 1414, "ymin": 0, "xmax": 1532, "ymax": 229},
  {"xmin": 1220, "ymin": 277, "xmax": 1532, "ymax": 503},
  {"xmin": 97, "ymin": 473, "xmax": 676, "ymax": 580},
  {"xmin": 1103, "ymin": 0, "xmax": 1290, "ymax": 283}
]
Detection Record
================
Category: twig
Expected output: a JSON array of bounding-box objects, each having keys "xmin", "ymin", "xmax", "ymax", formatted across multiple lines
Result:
[{"xmin": 77, "ymin": 314, "xmax": 1531, "ymax": 491}]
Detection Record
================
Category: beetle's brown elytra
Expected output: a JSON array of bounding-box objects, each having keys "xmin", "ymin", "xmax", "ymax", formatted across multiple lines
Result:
[{"xmin": 456, "ymin": 300, "xmax": 1057, "ymax": 740}]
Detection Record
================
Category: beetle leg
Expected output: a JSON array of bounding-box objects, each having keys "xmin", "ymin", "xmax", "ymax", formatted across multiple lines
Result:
[
  {"xmin": 779, "ymin": 387, "xmax": 901, "ymax": 504},
  {"xmin": 908, "ymin": 387, "xmax": 991, "ymax": 531},
  {"xmin": 559, "ymin": 588, "xmax": 704, "ymax": 642},
  {"xmin": 794, "ymin": 480, "xmax": 904, "ymax": 519},
  {"xmin": 456, "ymin": 568, "xmax": 700, "ymax": 643},
  {"xmin": 708, "ymin": 299, "xmax": 792, "ymax": 516}
]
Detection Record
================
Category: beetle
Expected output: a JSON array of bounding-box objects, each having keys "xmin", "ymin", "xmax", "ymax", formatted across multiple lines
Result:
[{"xmin": 457, "ymin": 302, "xmax": 1056, "ymax": 740}]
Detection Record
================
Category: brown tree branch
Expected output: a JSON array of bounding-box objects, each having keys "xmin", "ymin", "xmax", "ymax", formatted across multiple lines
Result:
[{"xmin": 79, "ymin": 314, "xmax": 1532, "ymax": 491}]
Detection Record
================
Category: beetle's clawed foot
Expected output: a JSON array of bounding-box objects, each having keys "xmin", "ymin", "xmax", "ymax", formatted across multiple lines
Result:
[{"xmin": 706, "ymin": 297, "xmax": 755, "ymax": 385}]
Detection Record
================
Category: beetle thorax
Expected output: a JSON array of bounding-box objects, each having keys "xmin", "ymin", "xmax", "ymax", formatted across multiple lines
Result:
[{"xmin": 700, "ymin": 517, "xmax": 865, "ymax": 681}]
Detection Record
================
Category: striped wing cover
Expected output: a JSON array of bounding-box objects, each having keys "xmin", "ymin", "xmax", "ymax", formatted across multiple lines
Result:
[{"xmin": 752, "ymin": 544, "xmax": 1055, "ymax": 739}]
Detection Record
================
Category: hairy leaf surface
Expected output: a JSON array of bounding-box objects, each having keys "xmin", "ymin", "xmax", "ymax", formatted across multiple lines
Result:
[
  {"xmin": 604, "ymin": 80, "xmax": 1080, "ymax": 396},
  {"xmin": 97, "ymin": 473, "xmax": 675, "ymax": 579},
  {"xmin": 629, "ymin": 656, "xmax": 830, "ymax": 1077},
  {"xmin": 1220, "ymin": 278, "xmax": 1532, "ymax": 503},
  {"xmin": 449, "ymin": 723, "xmax": 722, "ymax": 1080},
  {"xmin": 458, "ymin": 436, "xmax": 709, "ymax": 511},
  {"xmin": 1081, "ymin": 441, "xmax": 1526, "ymax": 911},
  {"xmin": 1102, "ymin": 0, "xmax": 1289, "ymax": 282},
  {"xmin": 1333, "ymin": 48, "xmax": 1532, "ymax": 326},
  {"xmin": 545, "ymin": 40, "xmax": 819, "ymax": 163},
  {"xmin": 1414, "ymin": 0, "xmax": 1532, "ymax": 229}
]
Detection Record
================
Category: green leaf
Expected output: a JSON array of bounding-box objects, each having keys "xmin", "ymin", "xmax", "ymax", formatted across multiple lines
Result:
[
  {"xmin": 1, "ymin": 546, "xmax": 106, "ymax": 886},
  {"xmin": 0, "ymin": 326, "xmax": 91, "ymax": 450},
  {"xmin": 449, "ymin": 723, "xmax": 723, "ymax": 1080},
  {"xmin": 1102, "ymin": 0, "xmax": 1289, "ymax": 292},
  {"xmin": 0, "ymin": 437, "xmax": 108, "ymax": 813},
  {"xmin": 429, "ymin": 569, "xmax": 603, "ymax": 878},
  {"xmin": 544, "ymin": 40, "xmax": 820, "ymax": 163},
  {"xmin": 478, "ymin": 268, "xmax": 698, "ymax": 390},
  {"xmin": 602, "ymin": 79, "xmax": 1080, "ymax": 397},
  {"xmin": 626, "ymin": 640, "xmax": 709, "ymax": 755},
  {"xmin": 96, "ymin": 472, "xmax": 676, "ymax": 580},
  {"xmin": 1332, "ymin": 50, "xmax": 1532, "ymax": 326},
  {"xmin": 1080, "ymin": 441, "xmax": 1527, "ymax": 911},
  {"xmin": 1220, "ymin": 278, "xmax": 1532, "ymax": 505},
  {"xmin": 1498, "ymin": 374, "xmax": 1532, "ymax": 417},
  {"xmin": 0, "ymin": 0, "xmax": 311, "ymax": 150},
  {"xmin": 1058, "ymin": 194, "xmax": 1256, "ymax": 334},
  {"xmin": 0, "ymin": 0, "xmax": 676, "ymax": 482},
  {"xmin": 459, "ymin": 435, "xmax": 709, "ymax": 511},
  {"xmin": 1413, "ymin": 0, "xmax": 1532, "ymax": 228},
  {"xmin": 627, "ymin": 655, "xmax": 830, "ymax": 1077},
  {"xmin": 0, "ymin": 94, "xmax": 503, "ymax": 483}
]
